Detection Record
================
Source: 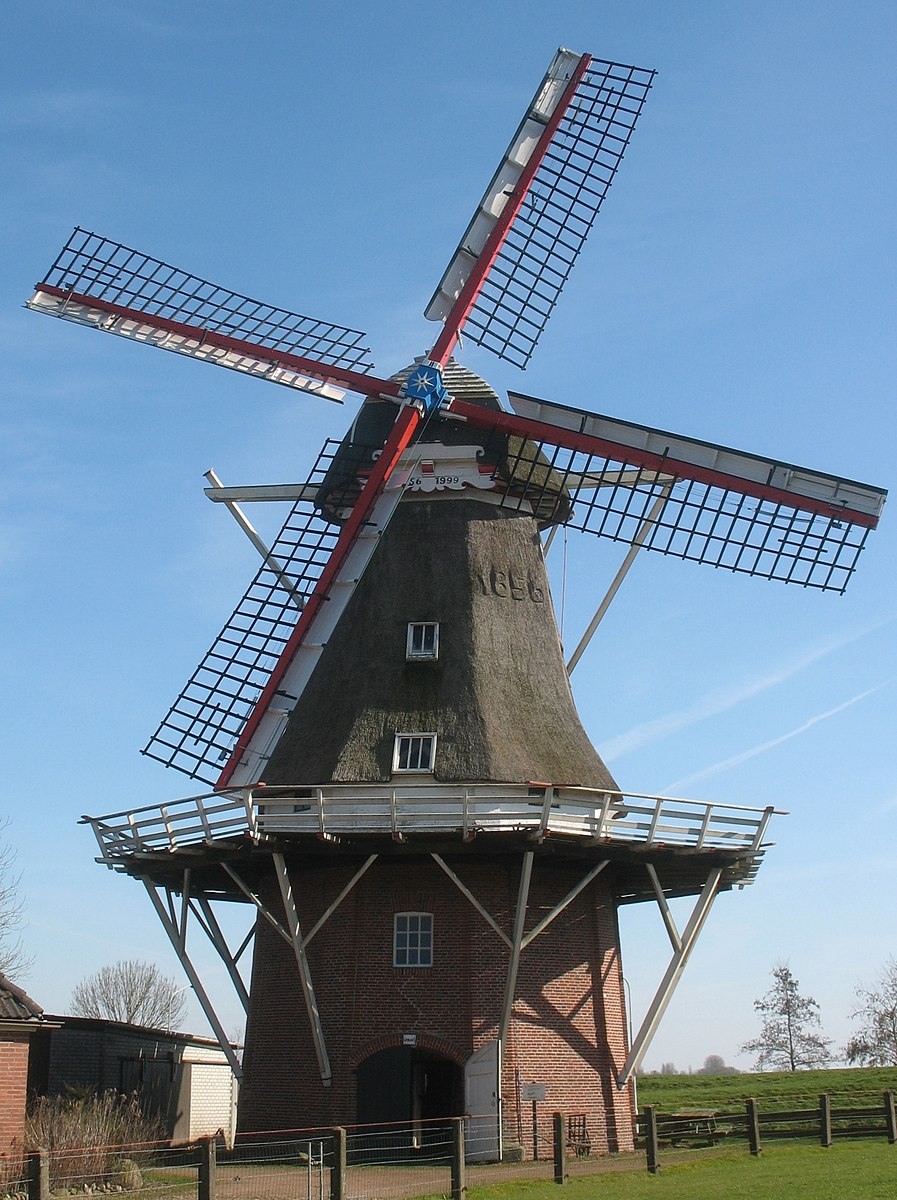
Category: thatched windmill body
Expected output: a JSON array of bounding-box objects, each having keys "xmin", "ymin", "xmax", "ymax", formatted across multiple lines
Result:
[{"xmin": 28, "ymin": 48, "xmax": 885, "ymax": 1157}]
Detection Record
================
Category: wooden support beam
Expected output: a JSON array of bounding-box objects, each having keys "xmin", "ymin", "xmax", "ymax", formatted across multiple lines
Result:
[{"xmin": 273, "ymin": 852, "xmax": 332, "ymax": 1086}]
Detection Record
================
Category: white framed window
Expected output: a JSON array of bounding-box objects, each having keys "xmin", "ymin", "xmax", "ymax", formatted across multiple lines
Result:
[
  {"xmin": 406, "ymin": 621, "xmax": 439, "ymax": 661},
  {"xmin": 394, "ymin": 912, "xmax": 433, "ymax": 967},
  {"xmin": 393, "ymin": 733, "xmax": 437, "ymax": 773}
]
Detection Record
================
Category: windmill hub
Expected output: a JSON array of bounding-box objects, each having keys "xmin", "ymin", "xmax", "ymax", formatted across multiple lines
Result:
[{"xmin": 401, "ymin": 360, "xmax": 448, "ymax": 413}]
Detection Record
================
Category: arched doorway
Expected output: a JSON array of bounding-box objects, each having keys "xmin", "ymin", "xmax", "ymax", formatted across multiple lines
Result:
[{"xmin": 356, "ymin": 1045, "xmax": 462, "ymax": 1157}]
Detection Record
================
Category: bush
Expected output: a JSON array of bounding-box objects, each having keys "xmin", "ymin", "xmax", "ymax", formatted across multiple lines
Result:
[{"xmin": 25, "ymin": 1092, "xmax": 164, "ymax": 1189}]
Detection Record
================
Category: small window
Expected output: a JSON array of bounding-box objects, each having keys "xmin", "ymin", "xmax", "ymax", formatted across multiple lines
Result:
[
  {"xmin": 406, "ymin": 622, "xmax": 439, "ymax": 661},
  {"xmin": 394, "ymin": 912, "xmax": 433, "ymax": 967},
  {"xmin": 393, "ymin": 733, "xmax": 437, "ymax": 773}
]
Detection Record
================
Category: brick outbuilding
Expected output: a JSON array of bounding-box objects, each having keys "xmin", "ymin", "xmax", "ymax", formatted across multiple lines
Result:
[{"xmin": 0, "ymin": 974, "xmax": 50, "ymax": 1173}]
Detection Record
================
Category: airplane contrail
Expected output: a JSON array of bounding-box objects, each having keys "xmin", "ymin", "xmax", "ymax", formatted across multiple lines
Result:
[
  {"xmin": 601, "ymin": 614, "xmax": 896, "ymax": 763},
  {"xmin": 662, "ymin": 680, "xmax": 893, "ymax": 792}
]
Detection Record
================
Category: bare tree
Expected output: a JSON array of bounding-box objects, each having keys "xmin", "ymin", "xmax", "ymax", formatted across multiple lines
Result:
[
  {"xmin": 740, "ymin": 962, "xmax": 832, "ymax": 1071},
  {"xmin": 845, "ymin": 958, "xmax": 897, "ymax": 1066},
  {"xmin": 0, "ymin": 821, "xmax": 30, "ymax": 978},
  {"xmin": 71, "ymin": 961, "xmax": 189, "ymax": 1029}
]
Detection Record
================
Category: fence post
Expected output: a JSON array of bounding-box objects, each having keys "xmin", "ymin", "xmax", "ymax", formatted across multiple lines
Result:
[
  {"xmin": 450, "ymin": 1117, "xmax": 466, "ymax": 1200},
  {"xmin": 26, "ymin": 1149, "xmax": 49, "ymax": 1200},
  {"xmin": 643, "ymin": 1106, "xmax": 659, "ymax": 1174},
  {"xmin": 552, "ymin": 1113, "xmax": 566, "ymax": 1184},
  {"xmin": 330, "ymin": 1127, "xmax": 347, "ymax": 1200},
  {"xmin": 198, "ymin": 1136, "xmax": 217, "ymax": 1200},
  {"xmin": 884, "ymin": 1091, "xmax": 896, "ymax": 1144},
  {"xmin": 746, "ymin": 1097, "xmax": 761, "ymax": 1155},
  {"xmin": 819, "ymin": 1094, "xmax": 832, "ymax": 1148}
]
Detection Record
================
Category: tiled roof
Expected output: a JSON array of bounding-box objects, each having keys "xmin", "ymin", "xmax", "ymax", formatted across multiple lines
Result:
[{"xmin": 0, "ymin": 971, "xmax": 43, "ymax": 1021}]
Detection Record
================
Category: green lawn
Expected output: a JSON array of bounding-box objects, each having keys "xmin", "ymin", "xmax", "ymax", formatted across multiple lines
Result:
[
  {"xmin": 637, "ymin": 1065, "xmax": 897, "ymax": 1113},
  {"xmin": 467, "ymin": 1140, "xmax": 896, "ymax": 1200}
]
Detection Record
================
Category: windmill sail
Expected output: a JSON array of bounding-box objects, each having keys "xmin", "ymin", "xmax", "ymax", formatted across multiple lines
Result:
[
  {"xmin": 426, "ymin": 51, "xmax": 655, "ymax": 367},
  {"xmin": 27, "ymin": 228, "xmax": 380, "ymax": 401},
  {"xmin": 451, "ymin": 391, "xmax": 886, "ymax": 592},
  {"xmin": 143, "ymin": 444, "xmax": 343, "ymax": 782}
]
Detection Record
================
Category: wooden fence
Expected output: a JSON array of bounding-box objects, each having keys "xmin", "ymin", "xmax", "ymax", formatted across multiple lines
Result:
[{"xmin": 642, "ymin": 1091, "xmax": 897, "ymax": 1173}]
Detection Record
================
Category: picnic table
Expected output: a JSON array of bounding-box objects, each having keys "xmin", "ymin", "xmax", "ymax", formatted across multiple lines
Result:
[{"xmin": 667, "ymin": 1109, "xmax": 724, "ymax": 1145}]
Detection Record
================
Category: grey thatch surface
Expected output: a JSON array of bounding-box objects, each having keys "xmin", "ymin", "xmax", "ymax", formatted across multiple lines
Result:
[{"xmin": 264, "ymin": 496, "xmax": 617, "ymax": 789}]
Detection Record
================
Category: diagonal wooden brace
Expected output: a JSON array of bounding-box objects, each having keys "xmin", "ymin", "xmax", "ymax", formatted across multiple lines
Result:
[
  {"xmin": 272, "ymin": 852, "xmax": 332, "ymax": 1087},
  {"xmin": 617, "ymin": 867, "xmax": 723, "ymax": 1085}
]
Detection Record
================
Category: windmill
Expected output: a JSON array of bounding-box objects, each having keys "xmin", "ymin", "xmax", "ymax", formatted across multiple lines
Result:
[{"xmin": 28, "ymin": 47, "xmax": 885, "ymax": 1158}]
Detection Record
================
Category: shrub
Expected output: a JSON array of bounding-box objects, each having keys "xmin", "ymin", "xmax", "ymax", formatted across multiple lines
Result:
[{"xmin": 25, "ymin": 1091, "xmax": 164, "ymax": 1189}]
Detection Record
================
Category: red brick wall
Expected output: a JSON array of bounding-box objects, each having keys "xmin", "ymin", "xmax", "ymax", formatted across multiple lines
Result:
[
  {"xmin": 239, "ymin": 853, "xmax": 634, "ymax": 1152},
  {"xmin": 0, "ymin": 1030, "xmax": 31, "ymax": 1167}
]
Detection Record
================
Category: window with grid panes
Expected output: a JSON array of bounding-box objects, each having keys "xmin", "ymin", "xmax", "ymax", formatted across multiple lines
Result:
[
  {"xmin": 393, "ymin": 733, "xmax": 436, "ymax": 772},
  {"xmin": 406, "ymin": 621, "xmax": 439, "ymax": 661},
  {"xmin": 394, "ymin": 912, "xmax": 433, "ymax": 967}
]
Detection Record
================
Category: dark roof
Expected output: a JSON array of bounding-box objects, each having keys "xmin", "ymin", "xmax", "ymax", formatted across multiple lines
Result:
[
  {"xmin": 0, "ymin": 972, "xmax": 44, "ymax": 1021},
  {"xmin": 41, "ymin": 1013, "xmax": 238, "ymax": 1048}
]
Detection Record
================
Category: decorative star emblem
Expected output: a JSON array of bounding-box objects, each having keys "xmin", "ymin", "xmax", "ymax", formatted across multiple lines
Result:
[
  {"xmin": 408, "ymin": 367, "xmax": 434, "ymax": 395},
  {"xmin": 403, "ymin": 363, "xmax": 447, "ymax": 413}
]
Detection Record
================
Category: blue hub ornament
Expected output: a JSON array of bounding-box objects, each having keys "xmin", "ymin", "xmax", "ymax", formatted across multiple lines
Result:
[{"xmin": 402, "ymin": 361, "xmax": 447, "ymax": 414}]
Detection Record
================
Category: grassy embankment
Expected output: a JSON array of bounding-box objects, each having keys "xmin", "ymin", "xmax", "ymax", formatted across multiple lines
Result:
[{"xmin": 636, "ymin": 1064, "xmax": 897, "ymax": 1112}]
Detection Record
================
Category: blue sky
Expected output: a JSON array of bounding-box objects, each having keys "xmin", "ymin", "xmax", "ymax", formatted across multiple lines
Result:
[{"xmin": 2, "ymin": 1, "xmax": 895, "ymax": 1072}]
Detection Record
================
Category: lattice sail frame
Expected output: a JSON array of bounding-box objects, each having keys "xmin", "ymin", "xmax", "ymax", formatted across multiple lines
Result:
[
  {"xmin": 27, "ymin": 228, "xmax": 377, "ymax": 400},
  {"xmin": 143, "ymin": 443, "xmax": 343, "ymax": 781},
  {"xmin": 426, "ymin": 53, "xmax": 655, "ymax": 368},
  {"xmin": 486, "ymin": 394, "xmax": 884, "ymax": 591}
]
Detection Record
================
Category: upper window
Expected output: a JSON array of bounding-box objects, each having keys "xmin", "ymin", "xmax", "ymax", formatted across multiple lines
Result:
[
  {"xmin": 406, "ymin": 622, "xmax": 439, "ymax": 661},
  {"xmin": 394, "ymin": 912, "xmax": 433, "ymax": 967},
  {"xmin": 393, "ymin": 733, "xmax": 437, "ymax": 773}
]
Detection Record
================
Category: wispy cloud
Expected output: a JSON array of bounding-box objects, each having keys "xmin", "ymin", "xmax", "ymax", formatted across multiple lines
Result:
[
  {"xmin": 602, "ymin": 615, "xmax": 897, "ymax": 763},
  {"xmin": 663, "ymin": 680, "xmax": 894, "ymax": 792}
]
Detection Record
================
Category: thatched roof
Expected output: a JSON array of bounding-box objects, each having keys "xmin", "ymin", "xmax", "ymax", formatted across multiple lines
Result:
[{"xmin": 264, "ymin": 496, "xmax": 616, "ymax": 790}]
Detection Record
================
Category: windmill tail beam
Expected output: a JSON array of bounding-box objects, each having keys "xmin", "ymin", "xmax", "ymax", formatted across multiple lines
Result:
[
  {"xmin": 204, "ymin": 469, "xmax": 306, "ymax": 611},
  {"xmin": 566, "ymin": 484, "xmax": 672, "ymax": 674}
]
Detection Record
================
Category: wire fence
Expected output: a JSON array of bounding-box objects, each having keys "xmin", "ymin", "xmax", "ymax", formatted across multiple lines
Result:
[{"xmin": 13, "ymin": 1097, "xmax": 897, "ymax": 1200}]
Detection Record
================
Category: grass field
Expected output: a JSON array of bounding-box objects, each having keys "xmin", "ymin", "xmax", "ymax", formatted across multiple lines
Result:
[
  {"xmin": 468, "ymin": 1140, "xmax": 896, "ymax": 1200},
  {"xmin": 637, "ymin": 1064, "xmax": 897, "ymax": 1113}
]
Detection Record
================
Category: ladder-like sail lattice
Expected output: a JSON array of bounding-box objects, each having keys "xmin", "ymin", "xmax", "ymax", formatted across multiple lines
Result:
[
  {"xmin": 492, "ymin": 430, "xmax": 878, "ymax": 592},
  {"xmin": 143, "ymin": 443, "xmax": 344, "ymax": 783},
  {"xmin": 463, "ymin": 60, "xmax": 654, "ymax": 368},
  {"xmin": 34, "ymin": 228, "xmax": 375, "ymax": 374}
]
